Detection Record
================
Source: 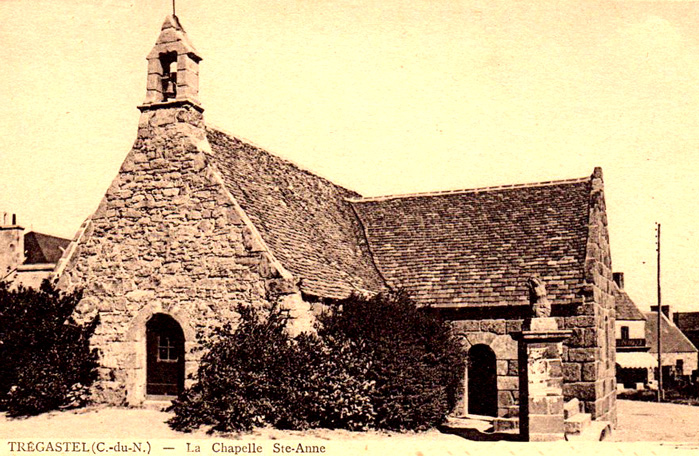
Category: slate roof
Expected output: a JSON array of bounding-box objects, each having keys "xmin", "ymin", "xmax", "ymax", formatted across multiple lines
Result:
[
  {"xmin": 645, "ymin": 312, "xmax": 698, "ymax": 354},
  {"xmin": 615, "ymin": 287, "xmax": 646, "ymax": 321},
  {"xmin": 350, "ymin": 178, "xmax": 592, "ymax": 308},
  {"xmin": 206, "ymin": 128, "xmax": 386, "ymax": 300},
  {"xmin": 204, "ymin": 127, "xmax": 597, "ymax": 307},
  {"xmin": 23, "ymin": 232, "xmax": 70, "ymax": 264}
]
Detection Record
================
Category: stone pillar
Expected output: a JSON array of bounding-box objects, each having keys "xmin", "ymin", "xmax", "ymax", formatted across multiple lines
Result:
[{"xmin": 518, "ymin": 317, "xmax": 571, "ymax": 442}]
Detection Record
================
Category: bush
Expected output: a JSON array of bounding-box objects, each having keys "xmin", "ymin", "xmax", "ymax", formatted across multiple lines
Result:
[
  {"xmin": 289, "ymin": 332, "xmax": 376, "ymax": 430},
  {"xmin": 0, "ymin": 280, "xmax": 99, "ymax": 416},
  {"xmin": 168, "ymin": 303, "xmax": 294, "ymax": 433},
  {"xmin": 319, "ymin": 292, "xmax": 464, "ymax": 431},
  {"xmin": 169, "ymin": 292, "xmax": 463, "ymax": 433},
  {"xmin": 168, "ymin": 303, "xmax": 376, "ymax": 433}
]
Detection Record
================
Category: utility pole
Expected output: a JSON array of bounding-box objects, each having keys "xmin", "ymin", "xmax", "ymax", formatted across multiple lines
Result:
[{"xmin": 656, "ymin": 223, "xmax": 663, "ymax": 402}]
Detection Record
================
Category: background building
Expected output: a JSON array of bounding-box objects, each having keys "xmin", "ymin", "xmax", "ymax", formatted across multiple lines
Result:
[
  {"xmin": 1, "ymin": 212, "xmax": 69, "ymax": 289},
  {"xmin": 647, "ymin": 306, "xmax": 698, "ymax": 381},
  {"xmin": 613, "ymin": 272, "xmax": 656, "ymax": 389}
]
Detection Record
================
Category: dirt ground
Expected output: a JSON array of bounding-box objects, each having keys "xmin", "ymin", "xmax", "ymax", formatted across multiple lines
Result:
[
  {"xmin": 609, "ymin": 399, "xmax": 699, "ymax": 443},
  {"xmin": 0, "ymin": 406, "xmax": 463, "ymax": 442},
  {"xmin": 1, "ymin": 399, "xmax": 698, "ymax": 445}
]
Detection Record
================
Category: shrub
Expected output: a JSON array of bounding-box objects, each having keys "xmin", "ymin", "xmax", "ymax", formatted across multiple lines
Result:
[
  {"xmin": 0, "ymin": 280, "xmax": 99, "ymax": 416},
  {"xmin": 319, "ymin": 292, "xmax": 464, "ymax": 431},
  {"xmin": 168, "ymin": 303, "xmax": 293, "ymax": 433},
  {"xmin": 287, "ymin": 332, "xmax": 375, "ymax": 430},
  {"xmin": 168, "ymin": 303, "xmax": 376, "ymax": 433}
]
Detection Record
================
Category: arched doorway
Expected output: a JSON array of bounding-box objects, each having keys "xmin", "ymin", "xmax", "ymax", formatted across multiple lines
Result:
[
  {"xmin": 468, "ymin": 344, "xmax": 497, "ymax": 416},
  {"xmin": 146, "ymin": 314, "xmax": 185, "ymax": 396}
]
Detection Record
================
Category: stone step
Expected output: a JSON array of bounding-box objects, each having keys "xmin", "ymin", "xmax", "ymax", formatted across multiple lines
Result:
[
  {"xmin": 565, "ymin": 420, "xmax": 612, "ymax": 442},
  {"xmin": 461, "ymin": 413, "xmax": 496, "ymax": 423},
  {"xmin": 143, "ymin": 399, "xmax": 174, "ymax": 411},
  {"xmin": 564, "ymin": 398, "xmax": 583, "ymax": 419},
  {"xmin": 441, "ymin": 416, "xmax": 521, "ymax": 441},
  {"xmin": 444, "ymin": 416, "xmax": 493, "ymax": 433},
  {"xmin": 564, "ymin": 412, "xmax": 592, "ymax": 435},
  {"xmin": 493, "ymin": 417, "xmax": 519, "ymax": 432}
]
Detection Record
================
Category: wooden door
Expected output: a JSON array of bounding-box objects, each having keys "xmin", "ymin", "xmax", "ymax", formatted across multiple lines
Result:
[{"xmin": 146, "ymin": 314, "xmax": 185, "ymax": 396}]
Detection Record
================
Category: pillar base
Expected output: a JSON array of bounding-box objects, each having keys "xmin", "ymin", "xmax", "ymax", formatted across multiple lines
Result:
[{"xmin": 517, "ymin": 323, "xmax": 571, "ymax": 442}]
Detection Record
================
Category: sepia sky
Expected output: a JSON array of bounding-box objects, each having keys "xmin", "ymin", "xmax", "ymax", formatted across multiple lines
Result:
[{"xmin": 1, "ymin": 0, "xmax": 698, "ymax": 311}]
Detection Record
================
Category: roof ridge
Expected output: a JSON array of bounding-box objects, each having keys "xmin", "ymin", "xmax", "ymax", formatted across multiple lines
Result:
[
  {"xmin": 348, "ymin": 176, "xmax": 591, "ymax": 203},
  {"xmin": 205, "ymin": 123, "xmax": 363, "ymax": 198}
]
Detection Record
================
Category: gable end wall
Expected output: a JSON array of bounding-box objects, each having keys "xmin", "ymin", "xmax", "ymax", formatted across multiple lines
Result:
[
  {"xmin": 562, "ymin": 169, "xmax": 616, "ymax": 425},
  {"xmin": 56, "ymin": 105, "xmax": 309, "ymax": 406}
]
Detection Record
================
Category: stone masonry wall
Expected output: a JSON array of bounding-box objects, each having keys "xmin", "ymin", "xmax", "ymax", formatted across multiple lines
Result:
[
  {"xmin": 452, "ymin": 309, "xmax": 615, "ymax": 427},
  {"xmin": 660, "ymin": 352, "xmax": 699, "ymax": 377},
  {"xmin": 56, "ymin": 104, "xmax": 305, "ymax": 406},
  {"xmin": 561, "ymin": 168, "xmax": 617, "ymax": 425}
]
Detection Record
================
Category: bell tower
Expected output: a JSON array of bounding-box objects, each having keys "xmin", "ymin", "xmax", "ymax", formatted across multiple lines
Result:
[{"xmin": 139, "ymin": 15, "xmax": 203, "ymax": 112}]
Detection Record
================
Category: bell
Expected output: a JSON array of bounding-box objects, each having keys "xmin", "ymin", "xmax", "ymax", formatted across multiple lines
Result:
[{"xmin": 162, "ymin": 73, "xmax": 177, "ymax": 100}]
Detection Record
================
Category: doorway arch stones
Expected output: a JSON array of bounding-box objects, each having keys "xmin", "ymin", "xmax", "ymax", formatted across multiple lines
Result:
[{"xmin": 124, "ymin": 303, "xmax": 196, "ymax": 406}]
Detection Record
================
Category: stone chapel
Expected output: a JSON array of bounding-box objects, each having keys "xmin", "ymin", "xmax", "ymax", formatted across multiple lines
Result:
[{"xmin": 53, "ymin": 15, "xmax": 617, "ymax": 435}]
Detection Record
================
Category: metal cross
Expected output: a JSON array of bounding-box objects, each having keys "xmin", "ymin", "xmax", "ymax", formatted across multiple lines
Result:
[{"xmin": 172, "ymin": 0, "xmax": 176, "ymax": 16}]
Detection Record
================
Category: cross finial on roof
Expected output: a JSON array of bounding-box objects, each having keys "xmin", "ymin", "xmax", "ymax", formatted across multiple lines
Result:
[{"xmin": 172, "ymin": 0, "xmax": 176, "ymax": 16}]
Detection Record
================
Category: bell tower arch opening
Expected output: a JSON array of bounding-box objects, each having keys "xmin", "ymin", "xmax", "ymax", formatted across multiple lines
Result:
[{"xmin": 160, "ymin": 52, "xmax": 178, "ymax": 100}]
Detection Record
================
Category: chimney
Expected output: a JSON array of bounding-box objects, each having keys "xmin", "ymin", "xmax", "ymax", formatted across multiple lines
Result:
[
  {"xmin": 650, "ymin": 305, "xmax": 672, "ymax": 322},
  {"xmin": 0, "ymin": 213, "xmax": 25, "ymax": 278}
]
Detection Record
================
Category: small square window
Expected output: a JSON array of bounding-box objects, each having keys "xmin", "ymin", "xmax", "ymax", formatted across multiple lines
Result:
[{"xmin": 157, "ymin": 335, "xmax": 178, "ymax": 362}]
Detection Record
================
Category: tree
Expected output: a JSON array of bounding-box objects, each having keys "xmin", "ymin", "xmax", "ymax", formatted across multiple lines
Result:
[{"xmin": 0, "ymin": 281, "xmax": 98, "ymax": 416}]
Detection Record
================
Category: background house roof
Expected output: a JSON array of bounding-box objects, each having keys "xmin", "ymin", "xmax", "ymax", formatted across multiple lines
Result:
[
  {"xmin": 207, "ymin": 128, "xmax": 386, "ymax": 300},
  {"xmin": 615, "ymin": 287, "xmax": 647, "ymax": 321},
  {"xmin": 674, "ymin": 312, "xmax": 699, "ymax": 331},
  {"xmin": 23, "ymin": 232, "xmax": 70, "ymax": 265},
  {"xmin": 674, "ymin": 312, "xmax": 699, "ymax": 353},
  {"xmin": 645, "ymin": 312, "xmax": 698, "ymax": 354},
  {"xmin": 350, "ymin": 178, "xmax": 592, "ymax": 308}
]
